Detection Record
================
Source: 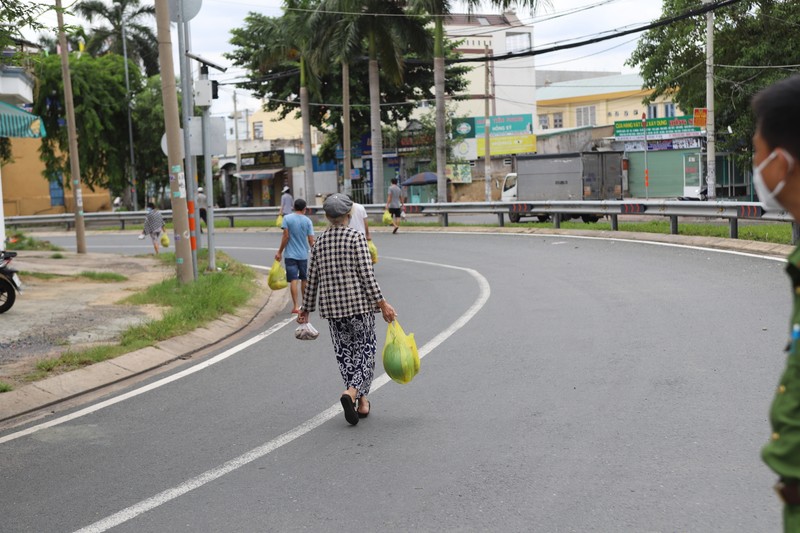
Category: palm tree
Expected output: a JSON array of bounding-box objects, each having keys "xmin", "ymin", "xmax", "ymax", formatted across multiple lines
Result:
[
  {"xmin": 230, "ymin": 2, "xmax": 324, "ymax": 202},
  {"xmin": 413, "ymin": 0, "xmax": 547, "ymax": 202},
  {"xmin": 318, "ymin": 0, "xmax": 431, "ymax": 204},
  {"xmin": 75, "ymin": 0, "xmax": 158, "ymax": 77}
]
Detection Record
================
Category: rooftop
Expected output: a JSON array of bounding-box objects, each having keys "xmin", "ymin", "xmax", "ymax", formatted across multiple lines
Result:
[{"xmin": 536, "ymin": 73, "xmax": 649, "ymax": 101}]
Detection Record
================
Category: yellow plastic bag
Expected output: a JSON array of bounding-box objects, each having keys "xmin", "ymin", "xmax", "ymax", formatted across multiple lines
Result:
[
  {"xmin": 160, "ymin": 232, "xmax": 170, "ymax": 247},
  {"xmin": 368, "ymin": 240, "xmax": 378, "ymax": 264},
  {"xmin": 382, "ymin": 320, "xmax": 420, "ymax": 384},
  {"xmin": 382, "ymin": 210, "xmax": 392, "ymax": 225},
  {"xmin": 267, "ymin": 259, "xmax": 288, "ymax": 290},
  {"xmin": 276, "ymin": 214, "xmax": 284, "ymax": 227}
]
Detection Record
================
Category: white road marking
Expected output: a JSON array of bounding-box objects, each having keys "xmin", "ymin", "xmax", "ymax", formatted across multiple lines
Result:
[
  {"xmin": 0, "ymin": 317, "xmax": 295, "ymax": 446},
  {"xmin": 72, "ymin": 259, "xmax": 490, "ymax": 533}
]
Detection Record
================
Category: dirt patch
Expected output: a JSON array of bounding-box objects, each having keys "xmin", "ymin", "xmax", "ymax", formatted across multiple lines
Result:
[{"xmin": 0, "ymin": 251, "xmax": 172, "ymax": 387}]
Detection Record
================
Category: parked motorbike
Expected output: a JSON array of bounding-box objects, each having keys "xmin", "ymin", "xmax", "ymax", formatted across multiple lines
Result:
[
  {"xmin": 0, "ymin": 250, "xmax": 22, "ymax": 313},
  {"xmin": 678, "ymin": 187, "xmax": 708, "ymax": 201}
]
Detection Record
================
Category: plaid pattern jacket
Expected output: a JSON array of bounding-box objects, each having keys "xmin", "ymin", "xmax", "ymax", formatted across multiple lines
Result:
[
  {"xmin": 301, "ymin": 225, "xmax": 383, "ymax": 319},
  {"xmin": 143, "ymin": 210, "xmax": 164, "ymax": 235}
]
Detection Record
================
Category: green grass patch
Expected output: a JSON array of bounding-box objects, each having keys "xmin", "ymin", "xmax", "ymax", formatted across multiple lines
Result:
[
  {"xmin": 19, "ymin": 271, "xmax": 66, "ymax": 280},
  {"xmin": 0, "ymin": 381, "xmax": 12, "ymax": 393},
  {"xmin": 50, "ymin": 252, "xmax": 65, "ymax": 259},
  {"xmin": 5, "ymin": 231, "xmax": 62, "ymax": 251},
  {"xmin": 25, "ymin": 250, "xmax": 256, "ymax": 381},
  {"xmin": 503, "ymin": 219, "xmax": 794, "ymax": 245},
  {"xmin": 77, "ymin": 271, "xmax": 128, "ymax": 282}
]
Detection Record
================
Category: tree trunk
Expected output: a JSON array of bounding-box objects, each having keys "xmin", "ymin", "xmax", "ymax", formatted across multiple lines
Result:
[
  {"xmin": 369, "ymin": 57, "xmax": 384, "ymax": 204},
  {"xmin": 300, "ymin": 85, "xmax": 316, "ymax": 203},
  {"xmin": 342, "ymin": 61, "xmax": 351, "ymax": 195}
]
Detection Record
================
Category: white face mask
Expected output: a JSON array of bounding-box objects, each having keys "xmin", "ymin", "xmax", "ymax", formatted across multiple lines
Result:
[{"xmin": 753, "ymin": 149, "xmax": 793, "ymax": 210}]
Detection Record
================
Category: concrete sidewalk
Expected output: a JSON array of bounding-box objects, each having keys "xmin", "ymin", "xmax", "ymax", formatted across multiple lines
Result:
[{"xmin": 0, "ymin": 251, "xmax": 290, "ymax": 424}]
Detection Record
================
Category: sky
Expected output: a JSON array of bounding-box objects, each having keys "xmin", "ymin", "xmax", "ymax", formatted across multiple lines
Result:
[{"xmin": 25, "ymin": 0, "xmax": 666, "ymax": 117}]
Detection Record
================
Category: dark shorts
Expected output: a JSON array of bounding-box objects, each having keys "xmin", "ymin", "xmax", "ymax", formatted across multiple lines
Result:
[
  {"xmin": 284, "ymin": 258, "xmax": 308, "ymax": 282},
  {"xmin": 388, "ymin": 207, "xmax": 402, "ymax": 218}
]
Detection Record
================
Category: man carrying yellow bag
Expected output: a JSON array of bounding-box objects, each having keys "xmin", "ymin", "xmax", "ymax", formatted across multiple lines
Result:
[{"xmin": 382, "ymin": 320, "xmax": 419, "ymax": 384}]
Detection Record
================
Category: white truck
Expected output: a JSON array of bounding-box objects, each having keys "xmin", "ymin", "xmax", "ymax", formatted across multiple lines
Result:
[{"xmin": 501, "ymin": 151, "xmax": 624, "ymax": 223}]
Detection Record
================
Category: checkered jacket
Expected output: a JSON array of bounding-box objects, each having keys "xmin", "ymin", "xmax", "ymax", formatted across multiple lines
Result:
[{"xmin": 301, "ymin": 225, "xmax": 383, "ymax": 319}]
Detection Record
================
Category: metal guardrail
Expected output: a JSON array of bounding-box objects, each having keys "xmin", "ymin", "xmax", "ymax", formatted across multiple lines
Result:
[{"xmin": 5, "ymin": 200, "xmax": 799, "ymax": 243}]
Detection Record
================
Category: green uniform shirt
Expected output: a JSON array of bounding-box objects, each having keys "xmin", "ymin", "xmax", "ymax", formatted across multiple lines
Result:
[{"xmin": 763, "ymin": 244, "xmax": 800, "ymax": 482}]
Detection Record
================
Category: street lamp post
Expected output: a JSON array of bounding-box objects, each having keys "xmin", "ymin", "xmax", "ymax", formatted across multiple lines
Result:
[{"xmin": 642, "ymin": 113, "xmax": 649, "ymax": 199}]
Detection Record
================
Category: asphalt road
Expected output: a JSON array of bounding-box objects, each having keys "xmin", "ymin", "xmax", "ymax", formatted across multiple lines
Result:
[{"xmin": 0, "ymin": 228, "xmax": 790, "ymax": 532}]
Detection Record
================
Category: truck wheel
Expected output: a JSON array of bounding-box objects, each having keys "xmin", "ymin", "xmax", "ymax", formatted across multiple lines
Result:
[
  {"xmin": 508, "ymin": 213, "xmax": 521, "ymax": 223},
  {"xmin": 581, "ymin": 215, "xmax": 600, "ymax": 223},
  {"xmin": 537, "ymin": 215, "xmax": 550, "ymax": 222}
]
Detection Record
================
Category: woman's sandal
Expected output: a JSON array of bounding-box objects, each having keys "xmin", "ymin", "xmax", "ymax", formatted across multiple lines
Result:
[
  {"xmin": 357, "ymin": 398, "xmax": 370, "ymax": 418},
  {"xmin": 340, "ymin": 394, "xmax": 359, "ymax": 425}
]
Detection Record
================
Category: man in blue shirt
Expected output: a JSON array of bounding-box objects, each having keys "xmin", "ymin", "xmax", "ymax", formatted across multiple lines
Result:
[{"xmin": 275, "ymin": 198, "xmax": 315, "ymax": 314}]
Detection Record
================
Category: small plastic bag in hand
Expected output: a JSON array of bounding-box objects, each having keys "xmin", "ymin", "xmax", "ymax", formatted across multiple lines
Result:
[
  {"xmin": 368, "ymin": 240, "xmax": 378, "ymax": 264},
  {"xmin": 295, "ymin": 322, "xmax": 319, "ymax": 340},
  {"xmin": 382, "ymin": 210, "xmax": 392, "ymax": 225}
]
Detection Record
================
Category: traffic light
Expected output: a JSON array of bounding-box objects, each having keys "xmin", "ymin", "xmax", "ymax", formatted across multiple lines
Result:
[{"xmin": 211, "ymin": 80, "xmax": 219, "ymax": 100}]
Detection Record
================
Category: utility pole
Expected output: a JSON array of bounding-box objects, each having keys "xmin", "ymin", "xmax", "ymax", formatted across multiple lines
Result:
[
  {"xmin": 196, "ymin": 61, "xmax": 224, "ymax": 271},
  {"xmin": 177, "ymin": 12, "xmax": 198, "ymax": 280},
  {"xmin": 55, "ymin": 0, "xmax": 87, "ymax": 254},
  {"xmin": 484, "ymin": 44, "xmax": 491, "ymax": 202},
  {"xmin": 703, "ymin": 0, "xmax": 716, "ymax": 200},
  {"xmin": 233, "ymin": 90, "xmax": 242, "ymax": 207},
  {"xmin": 121, "ymin": 24, "xmax": 138, "ymax": 210},
  {"xmin": 643, "ymin": 113, "xmax": 649, "ymax": 200},
  {"xmin": 154, "ymin": 0, "xmax": 192, "ymax": 283}
]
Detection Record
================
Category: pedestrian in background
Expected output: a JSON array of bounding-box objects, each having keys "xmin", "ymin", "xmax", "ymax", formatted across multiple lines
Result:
[
  {"xmin": 348, "ymin": 198, "xmax": 371, "ymax": 241},
  {"xmin": 385, "ymin": 177, "xmax": 405, "ymax": 234},
  {"xmin": 752, "ymin": 75, "xmax": 800, "ymax": 531},
  {"xmin": 141, "ymin": 202, "xmax": 165, "ymax": 255},
  {"xmin": 197, "ymin": 187, "xmax": 208, "ymax": 234},
  {"xmin": 275, "ymin": 198, "xmax": 315, "ymax": 314},
  {"xmin": 298, "ymin": 193, "xmax": 396, "ymax": 425},
  {"xmin": 280, "ymin": 186, "xmax": 294, "ymax": 216}
]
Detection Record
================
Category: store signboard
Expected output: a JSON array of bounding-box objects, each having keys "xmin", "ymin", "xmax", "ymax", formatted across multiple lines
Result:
[{"xmin": 614, "ymin": 115, "xmax": 702, "ymax": 141}]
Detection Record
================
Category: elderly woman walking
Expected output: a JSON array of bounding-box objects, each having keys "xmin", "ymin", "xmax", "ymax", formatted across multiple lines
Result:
[{"xmin": 298, "ymin": 193, "xmax": 397, "ymax": 425}]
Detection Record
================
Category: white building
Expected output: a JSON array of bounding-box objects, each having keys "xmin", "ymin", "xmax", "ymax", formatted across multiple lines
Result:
[{"xmin": 444, "ymin": 10, "xmax": 536, "ymax": 119}]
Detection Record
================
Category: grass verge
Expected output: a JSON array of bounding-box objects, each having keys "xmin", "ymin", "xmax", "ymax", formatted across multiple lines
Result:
[{"xmin": 19, "ymin": 249, "xmax": 256, "ymax": 384}]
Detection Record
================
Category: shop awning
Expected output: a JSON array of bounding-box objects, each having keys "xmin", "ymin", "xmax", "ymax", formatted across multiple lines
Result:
[
  {"xmin": 0, "ymin": 101, "xmax": 46, "ymax": 138},
  {"xmin": 235, "ymin": 168, "xmax": 284, "ymax": 181},
  {"xmin": 401, "ymin": 171, "xmax": 438, "ymax": 186}
]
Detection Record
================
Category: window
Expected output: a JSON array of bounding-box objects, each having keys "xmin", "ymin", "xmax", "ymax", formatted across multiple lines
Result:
[
  {"xmin": 505, "ymin": 32, "xmax": 531, "ymax": 53},
  {"xmin": 50, "ymin": 174, "xmax": 65, "ymax": 207},
  {"xmin": 664, "ymin": 102, "xmax": 676, "ymax": 117},
  {"xmin": 648, "ymin": 104, "xmax": 659, "ymax": 118},
  {"xmin": 614, "ymin": 111, "xmax": 619, "ymax": 117},
  {"xmin": 553, "ymin": 112, "xmax": 564, "ymax": 129},
  {"xmin": 576, "ymin": 106, "xmax": 596, "ymax": 127},
  {"xmin": 253, "ymin": 121, "xmax": 264, "ymax": 140},
  {"xmin": 538, "ymin": 114, "xmax": 549, "ymax": 130},
  {"xmin": 624, "ymin": 110, "xmax": 629, "ymax": 117}
]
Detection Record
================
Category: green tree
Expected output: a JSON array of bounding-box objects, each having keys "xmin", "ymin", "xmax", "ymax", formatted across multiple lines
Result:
[
  {"xmin": 412, "ymin": 0, "xmax": 547, "ymax": 202},
  {"xmin": 228, "ymin": 0, "xmax": 323, "ymax": 201},
  {"xmin": 628, "ymin": 0, "xmax": 800, "ymax": 159},
  {"xmin": 131, "ymin": 75, "xmax": 170, "ymax": 205},
  {"xmin": 32, "ymin": 52, "xmax": 143, "ymax": 192},
  {"xmin": 75, "ymin": 0, "xmax": 159, "ymax": 77},
  {"xmin": 318, "ymin": 0, "xmax": 433, "ymax": 203},
  {"xmin": 0, "ymin": 1, "xmax": 49, "ymax": 52}
]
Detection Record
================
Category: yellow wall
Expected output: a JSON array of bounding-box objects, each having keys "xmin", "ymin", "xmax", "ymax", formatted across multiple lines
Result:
[
  {"xmin": 2, "ymin": 138, "xmax": 112, "ymax": 216},
  {"xmin": 537, "ymin": 91, "xmax": 682, "ymax": 130}
]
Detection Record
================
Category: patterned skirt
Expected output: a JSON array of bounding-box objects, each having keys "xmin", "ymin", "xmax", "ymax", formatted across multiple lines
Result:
[{"xmin": 328, "ymin": 313, "xmax": 377, "ymax": 398}]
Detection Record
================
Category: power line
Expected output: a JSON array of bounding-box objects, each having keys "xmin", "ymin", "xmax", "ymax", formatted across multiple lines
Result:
[{"xmin": 438, "ymin": 0, "xmax": 745, "ymax": 65}]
